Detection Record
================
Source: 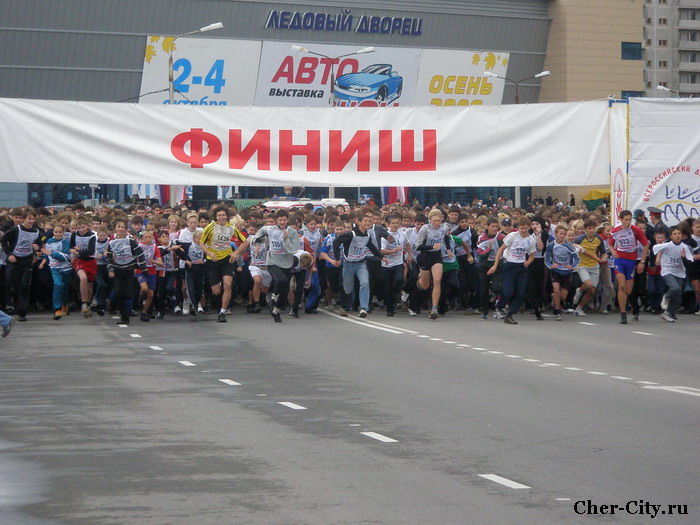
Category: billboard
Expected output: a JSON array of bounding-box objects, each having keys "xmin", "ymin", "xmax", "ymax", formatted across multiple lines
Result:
[{"xmin": 139, "ymin": 36, "xmax": 261, "ymax": 106}]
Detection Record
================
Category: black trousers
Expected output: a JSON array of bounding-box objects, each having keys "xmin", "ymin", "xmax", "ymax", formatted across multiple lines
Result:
[
  {"xmin": 383, "ymin": 264, "xmax": 404, "ymax": 313},
  {"xmin": 112, "ymin": 267, "xmax": 135, "ymax": 319},
  {"xmin": 477, "ymin": 266, "xmax": 502, "ymax": 315},
  {"xmin": 268, "ymin": 265, "xmax": 292, "ymax": 309},
  {"xmin": 7, "ymin": 256, "xmax": 33, "ymax": 316}
]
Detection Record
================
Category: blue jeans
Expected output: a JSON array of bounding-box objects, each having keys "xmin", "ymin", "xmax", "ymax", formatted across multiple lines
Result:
[
  {"xmin": 305, "ymin": 269, "xmax": 321, "ymax": 310},
  {"xmin": 496, "ymin": 262, "xmax": 528, "ymax": 316},
  {"xmin": 50, "ymin": 268, "xmax": 73, "ymax": 310},
  {"xmin": 0, "ymin": 309, "xmax": 11, "ymax": 328},
  {"xmin": 646, "ymin": 273, "xmax": 667, "ymax": 312},
  {"xmin": 342, "ymin": 261, "xmax": 370, "ymax": 310}
]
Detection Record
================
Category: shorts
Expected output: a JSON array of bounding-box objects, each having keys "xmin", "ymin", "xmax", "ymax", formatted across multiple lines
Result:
[
  {"xmin": 207, "ymin": 257, "xmax": 235, "ymax": 286},
  {"xmin": 417, "ymin": 251, "xmax": 442, "ymax": 271},
  {"xmin": 73, "ymin": 258, "xmax": 97, "ymax": 282},
  {"xmin": 249, "ymin": 265, "xmax": 272, "ymax": 288},
  {"xmin": 550, "ymin": 270, "xmax": 572, "ymax": 289},
  {"xmin": 614, "ymin": 258, "xmax": 637, "ymax": 280},
  {"xmin": 577, "ymin": 266, "xmax": 600, "ymax": 287},
  {"xmin": 688, "ymin": 264, "xmax": 700, "ymax": 282},
  {"xmin": 136, "ymin": 273, "xmax": 156, "ymax": 290}
]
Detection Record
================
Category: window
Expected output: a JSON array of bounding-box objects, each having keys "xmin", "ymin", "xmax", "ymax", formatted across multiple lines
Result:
[
  {"xmin": 621, "ymin": 42, "xmax": 643, "ymax": 60},
  {"xmin": 646, "ymin": 60, "xmax": 652, "ymax": 66},
  {"xmin": 659, "ymin": 60, "xmax": 668, "ymax": 67},
  {"xmin": 687, "ymin": 52, "xmax": 697, "ymax": 62},
  {"xmin": 687, "ymin": 11, "xmax": 697, "ymax": 21},
  {"xmin": 646, "ymin": 17, "xmax": 652, "ymax": 24},
  {"xmin": 659, "ymin": 18, "xmax": 668, "ymax": 25},
  {"xmin": 621, "ymin": 91, "xmax": 644, "ymax": 100},
  {"xmin": 647, "ymin": 38, "xmax": 652, "ymax": 46},
  {"xmin": 688, "ymin": 74, "xmax": 697, "ymax": 83},
  {"xmin": 646, "ymin": 81, "xmax": 652, "ymax": 88},
  {"xmin": 658, "ymin": 0, "xmax": 667, "ymax": 4},
  {"xmin": 659, "ymin": 82, "xmax": 669, "ymax": 87},
  {"xmin": 659, "ymin": 39, "xmax": 668, "ymax": 46}
]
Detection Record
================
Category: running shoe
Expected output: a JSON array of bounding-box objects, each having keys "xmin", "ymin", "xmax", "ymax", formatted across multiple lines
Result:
[
  {"xmin": 573, "ymin": 308, "xmax": 587, "ymax": 317},
  {"xmin": 660, "ymin": 295, "xmax": 669, "ymax": 311},
  {"xmin": 554, "ymin": 313, "xmax": 563, "ymax": 321},
  {"xmin": 18, "ymin": 315, "xmax": 27, "ymax": 322},
  {"xmin": 660, "ymin": 311, "xmax": 675, "ymax": 322},
  {"xmin": 400, "ymin": 291, "xmax": 409, "ymax": 303},
  {"xmin": 156, "ymin": 312, "xmax": 165, "ymax": 320},
  {"xmin": 198, "ymin": 305, "xmax": 204, "ymax": 313},
  {"xmin": 271, "ymin": 307, "xmax": 282, "ymax": 323},
  {"xmin": 217, "ymin": 312, "xmax": 227, "ymax": 322},
  {"xmin": 338, "ymin": 308, "xmax": 348, "ymax": 317},
  {"xmin": 53, "ymin": 309, "xmax": 62, "ymax": 320},
  {"xmin": 503, "ymin": 315, "xmax": 518, "ymax": 325},
  {"xmin": 620, "ymin": 313, "xmax": 628, "ymax": 324},
  {"xmin": 429, "ymin": 308, "xmax": 438, "ymax": 320},
  {"xmin": 140, "ymin": 313, "xmax": 150, "ymax": 322},
  {"xmin": 494, "ymin": 308, "xmax": 505, "ymax": 319},
  {"xmin": 480, "ymin": 313, "xmax": 488, "ymax": 320},
  {"xmin": 82, "ymin": 303, "xmax": 91, "ymax": 318},
  {"xmin": 358, "ymin": 309, "xmax": 368, "ymax": 318},
  {"xmin": 408, "ymin": 309, "xmax": 417, "ymax": 316},
  {"xmin": 632, "ymin": 313, "xmax": 639, "ymax": 322}
]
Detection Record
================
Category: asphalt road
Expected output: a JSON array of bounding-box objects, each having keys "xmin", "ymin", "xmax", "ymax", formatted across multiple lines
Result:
[{"xmin": 1, "ymin": 306, "xmax": 698, "ymax": 524}]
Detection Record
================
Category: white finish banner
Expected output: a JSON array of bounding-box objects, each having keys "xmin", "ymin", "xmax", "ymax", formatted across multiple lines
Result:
[
  {"xmin": 629, "ymin": 98, "xmax": 700, "ymax": 223},
  {"xmin": 139, "ymin": 36, "xmax": 261, "ymax": 106},
  {"xmin": 255, "ymin": 41, "xmax": 420, "ymax": 107},
  {"xmin": 0, "ymin": 98, "xmax": 609, "ymax": 187},
  {"xmin": 414, "ymin": 49, "xmax": 508, "ymax": 106}
]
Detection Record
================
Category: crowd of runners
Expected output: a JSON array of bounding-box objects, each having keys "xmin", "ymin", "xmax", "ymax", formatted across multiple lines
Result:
[{"xmin": 1, "ymin": 198, "xmax": 699, "ymax": 337}]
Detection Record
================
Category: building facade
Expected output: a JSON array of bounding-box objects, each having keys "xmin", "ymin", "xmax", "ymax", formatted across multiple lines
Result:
[{"xmin": 644, "ymin": 0, "xmax": 700, "ymax": 97}]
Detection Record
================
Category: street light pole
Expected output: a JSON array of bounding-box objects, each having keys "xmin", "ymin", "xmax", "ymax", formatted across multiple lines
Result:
[
  {"xmin": 484, "ymin": 70, "xmax": 550, "ymax": 104},
  {"xmin": 291, "ymin": 45, "xmax": 375, "ymax": 106},
  {"xmin": 168, "ymin": 22, "xmax": 223, "ymax": 103},
  {"xmin": 657, "ymin": 85, "xmax": 681, "ymax": 98}
]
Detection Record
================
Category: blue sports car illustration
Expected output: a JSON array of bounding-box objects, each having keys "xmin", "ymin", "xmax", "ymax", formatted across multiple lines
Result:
[{"xmin": 333, "ymin": 64, "xmax": 404, "ymax": 104}]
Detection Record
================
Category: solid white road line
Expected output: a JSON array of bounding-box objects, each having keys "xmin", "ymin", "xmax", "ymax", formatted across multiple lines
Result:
[
  {"xmin": 523, "ymin": 359, "xmax": 540, "ymax": 363},
  {"xmin": 362, "ymin": 319, "xmax": 419, "ymax": 334},
  {"xmin": 611, "ymin": 376, "xmax": 633, "ymax": 380},
  {"xmin": 278, "ymin": 402, "xmax": 307, "ymax": 410},
  {"xmin": 505, "ymin": 355, "xmax": 521, "ymax": 358},
  {"xmin": 130, "ymin": 333, "xmax": 141, "ymax": 338},
  {"xmin": 430, "ymin": 338, "xmax": 443, "ymax": 341},
  {"xmin": 587, "ymin": 371, "xmax": 607, "ymax": 376},
  {"xmin": 318, "ymin": 308, "xmax": 403, "ymax": 334},
  {"xmin": 149, "ymin": 345, "xmax": 163, "ymax": 350},
  {"xmin": 564, "ymin": 367, "xmax": 583, "ymax": 371},
  {"xmin": 457, "ymin": 344, "xmax": 471, "ymax": 348},
  {"xmin": 636, "ymin": 380, "xmax": 659, "ymax": 385},
  {"xmin": 416, "ymin": 335, "xmax": 430, "ymax": 338},
  {"xmin": 361, "ymin": 432, "xmax": 398, "ymax": 443},
  {"xmin": 478, "ymin": 474, "xmax": 531, "ymax": 490},
  {"xmin": 473, "ymin": 347, "xmax": 487, "ymax": 351},
  {"xmin": 487, "ymin": 351, "xmax": 504, "ymax": 355},
  {"xmin": 642, "ymin": 386, "xmax": 700, "ymax": 397},
  {"xmin": 443, "ymin": 340, "xmax": 456, "ymax": 344},
  {"xmin": 218, "ymin": 379, "xmax": 241, "ymax": 386},
  {"xmin": 178, "ymin": 361, "xmax": 196, "ymax": 367}
]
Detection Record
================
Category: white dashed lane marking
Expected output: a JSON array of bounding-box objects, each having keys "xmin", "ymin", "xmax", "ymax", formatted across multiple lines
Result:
[
  {"xmin": 633, "ymin": 331, "xmax": 655, "ymax": 336},
  {"xmin": 361, "ymin": 432, "xmax": 398, "ymax": 443},
  {"xmin": 219, "ymin": 379, "xmax": 241, "ymax": 386},
  {"xmin": 178, "ymin": 361, "xmax": 196, "ymax": 367},
  {"xmin": 479, "ymin": 474, "xmax": 531, "ymax": 490},
  {"xmin": 130, "ymin": 333, "xmax": 141, "ymax": 338},
  {"xmin": 278, "ymin": 402, "xmax": 307, "ymax": 410},
  {"xmin": 149, "ymin": 345, "xmax": 163, "ymax": 350}
]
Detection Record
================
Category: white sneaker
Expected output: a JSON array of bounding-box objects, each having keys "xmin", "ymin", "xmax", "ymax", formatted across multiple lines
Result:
[
  {"xmin": 400, "ymin": 291, "xmax": 409, "ymax": 303},
  {"xmin": 661, "ymin": 295, "xmax": 669, "ymax": 311},
  {"xmin": 408, "ymin": 309, "xmax": 417, "ymax": 316},
  {"xmin": 182, "ymin": 302, "xmax": 190, "ymax": 315},
  {"xmin": 574, "ymin": 308, "xmax": 587, "ymax": 317},
  {"xmin": 573, "ymin": 288, "xmax": 583, "ymax": 306},
  {"xmin": 359, "ymin": 309, "xmax": 368, "ymax": 318},
  {"xmin": 174, "ymin": 305, "xmax": 182, "ymax": 315},
  {"xmin": 225, "ymin": 307, "xmax": 232, "ymax": 315},
  {"xmin": 494, "ymin": 308, "xmax": 505, "ymax": 319},
  {"xmin": 197, "ymin": 304, "xmax": 204, "ymax": 313},
  {"xmin": 661, "ymin": 311, "xmax": 675, "ymax": 322}
]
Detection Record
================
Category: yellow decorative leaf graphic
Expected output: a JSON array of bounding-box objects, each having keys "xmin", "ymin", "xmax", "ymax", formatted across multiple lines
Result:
[
  {"xmin": 162, "ymin": 37, "xmax": 176, "ymax": 53},
  {"xmin": 503, "ymin": 57, "xmax": 509, "ymax": 67},
  {"xmin": 144, "ymin": 44, "xmax": 157, "ymax": 64},
  {"xmin": 149, "ymin": 35, "xmax": 161, "ymax": 44},
  {"xmin": 472, "ymin": 54, "xmax": 480, "ymax": 65},
  {"xmin": 484, "ymin": 52, "xmax": 496, "ymax": 70}
]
